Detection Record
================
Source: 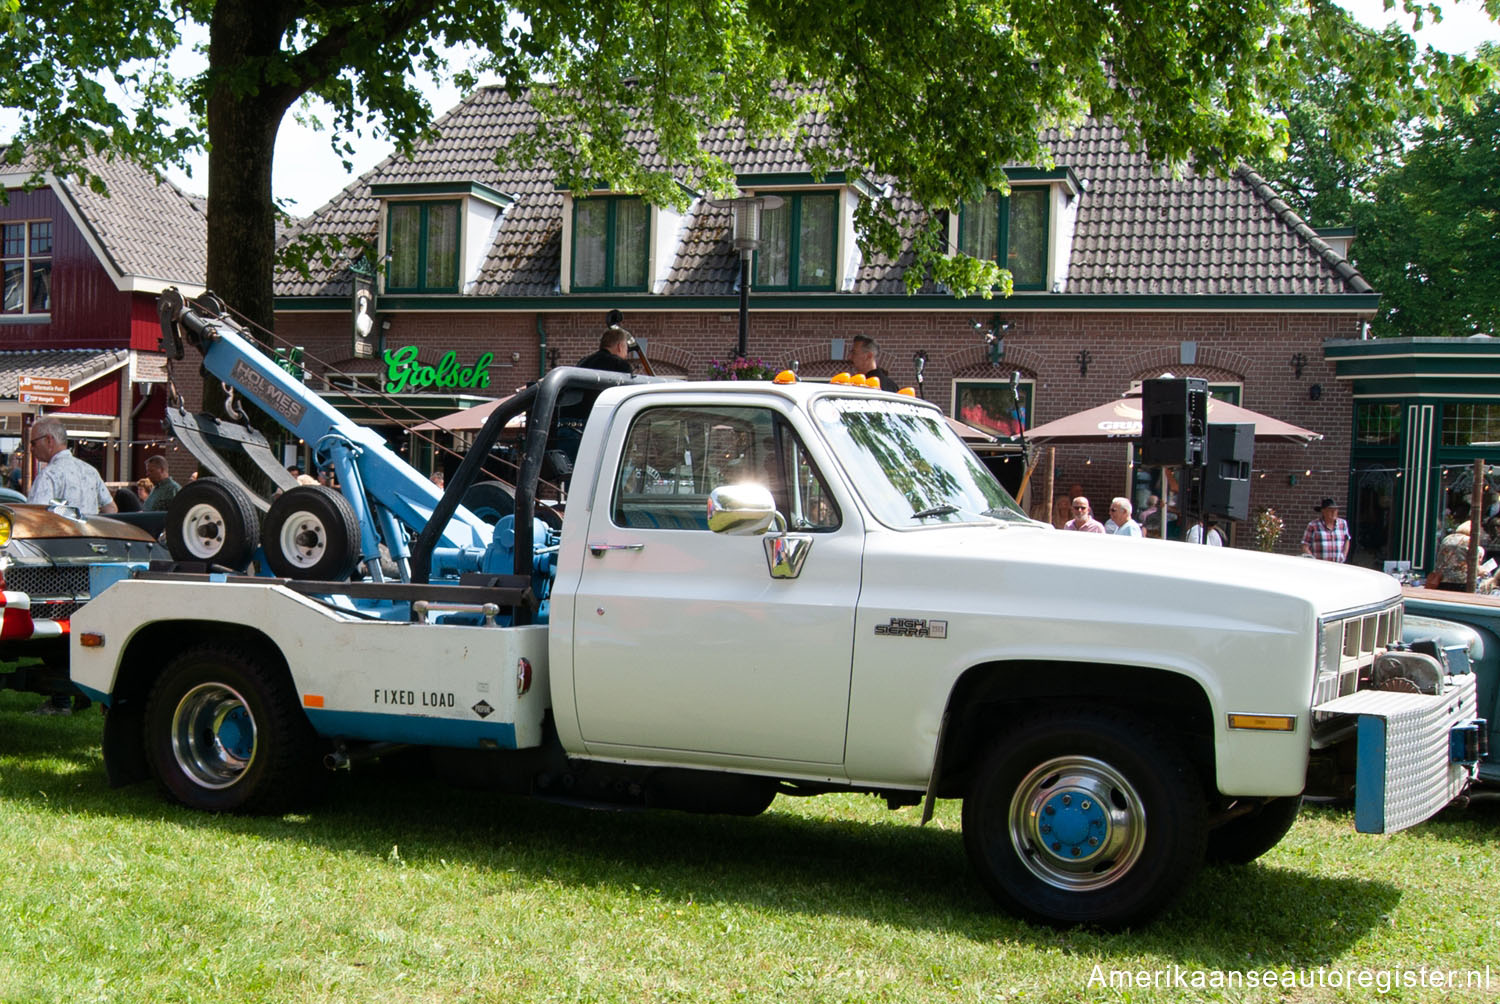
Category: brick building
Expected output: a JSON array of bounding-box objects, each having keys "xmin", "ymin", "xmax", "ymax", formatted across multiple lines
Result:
[{"xmin": 257, "ymin": 88, "xmax": 1374, "ymax": 556}]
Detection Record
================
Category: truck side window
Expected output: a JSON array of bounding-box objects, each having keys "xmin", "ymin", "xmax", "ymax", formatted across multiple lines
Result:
[
  {"xmin": 773, "ymin": 419, "xmax": 840, "ymax": 531},
  {"xmin": 611, "ymin": 406, "xmax": 839, "ymax": 532}
]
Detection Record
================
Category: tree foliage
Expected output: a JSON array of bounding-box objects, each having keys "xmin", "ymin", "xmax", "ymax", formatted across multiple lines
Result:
[
  {"xmin": 1250, "ymin": 71, "xmax": 1410, "ymax": 229},
  {"xmin": 2, "ymin": 0, "xmax": 1497, "ymax": 328},
  {"xmin": 1352, "ymin": 84, "xmax": 1500, "ymax": 337}
]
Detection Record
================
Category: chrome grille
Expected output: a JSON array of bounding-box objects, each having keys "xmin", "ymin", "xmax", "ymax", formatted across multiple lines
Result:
[
  {"xmin": 3, "ymin": 565, "xmax": 91, "ymax": 620},
  {"xmin": 1314, "ymin": 600, "xmax": 1405, "ymax": 711}
]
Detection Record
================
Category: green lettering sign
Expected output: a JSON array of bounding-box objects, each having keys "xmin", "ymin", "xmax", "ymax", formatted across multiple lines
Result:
[{"xmin": 383, "ymin": 346, "xmax": 494, "ymax": 395}]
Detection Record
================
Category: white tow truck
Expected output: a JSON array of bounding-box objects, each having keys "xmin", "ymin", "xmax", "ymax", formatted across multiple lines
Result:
[{"xmin": 69, "ymin": 297, "xmax": 1484, "ymax": 928}]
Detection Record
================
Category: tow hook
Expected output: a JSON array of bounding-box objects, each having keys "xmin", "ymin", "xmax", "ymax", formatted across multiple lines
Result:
[{"xmin": 1450, "ymin": 719, "xmax": 1488, "ymax": 766}]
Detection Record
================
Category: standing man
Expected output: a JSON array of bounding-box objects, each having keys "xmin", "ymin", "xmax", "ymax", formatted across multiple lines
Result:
[
  {"xmin": 577, "ymin": 327, "xmax": 633, "ymax": 373},
  {"xmin": 1104, "ymin": 497, "xmax": 1143, "ymax": 537},
  {"xmin": 1063, "ymin": 496, "xmax": 1105, "ymax": 533},
  {"xmin": 1302, "ymin": 497, "xmax": 1350, "ymax": 562},
  {"xmin": 141, "ymin": 454, "xmax": 181, "ymax": 512},
  {"xmin": 26, "ymin": 415, "xmax": 116, "ymax": 515},
  {"xmin": 848, "ymin": 335, "xmax": 893, "ymax": 389}
]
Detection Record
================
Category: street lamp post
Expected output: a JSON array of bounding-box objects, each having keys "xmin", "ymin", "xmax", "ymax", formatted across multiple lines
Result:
[{"xmin": 711, "ymin": 194, "xmax": 782, "ymax": 359}]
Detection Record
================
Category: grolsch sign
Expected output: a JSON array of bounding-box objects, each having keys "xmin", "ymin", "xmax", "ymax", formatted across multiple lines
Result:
[{"xmin": 383, "ymin": 346, "xmax": 494, "ymax": 395}]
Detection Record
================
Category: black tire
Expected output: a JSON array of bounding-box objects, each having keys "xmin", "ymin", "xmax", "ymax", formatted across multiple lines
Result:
[
  {"xmin": 263, "ymin": 485, "xmax": 360, "ymax": 581},
  {"xmin": 461, "ymin": 480, "xmax": 515, "ymax": 524},
  {"xmin": 1205, "ymin": 796, "xmax": 1301, "ymax": 865},
  {"xmin": 961, "ymin": 708, "xmax": 1207, "ymax": 929},
  {"xmin": 164, "ymin": 477, "xmax": 260, "ymax": 568},
  {"xmin": 461, "ymin": 479, "xmax": 562, "ymax": 530},
  {"xmin": 144, "ymin": 645, "xmax": 325, "ymax": 813}
]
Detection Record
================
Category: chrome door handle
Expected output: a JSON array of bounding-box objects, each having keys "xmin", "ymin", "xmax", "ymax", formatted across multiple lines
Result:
[{"xmin": 588, "ymin": 541, "xmax": 646, "ymax": 556}]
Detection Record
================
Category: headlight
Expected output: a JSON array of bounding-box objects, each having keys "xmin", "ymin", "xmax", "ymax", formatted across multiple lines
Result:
[{"xmin": 0, "ymin": 512, "xmax": 11, "ymax": 548}]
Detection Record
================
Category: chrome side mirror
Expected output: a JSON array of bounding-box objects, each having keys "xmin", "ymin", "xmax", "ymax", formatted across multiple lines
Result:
[{"xmin": 707, "ymin": 483, "xmax": 778, "ymax": 535}]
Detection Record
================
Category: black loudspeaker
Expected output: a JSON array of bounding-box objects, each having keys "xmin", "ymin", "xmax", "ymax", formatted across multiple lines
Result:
[
  {"xmin": 1203, "ymin": 422, "xmax": 1254, "ymax": 522},
  {"xmin": 1140, "ymin": 377, "xmax": 1209, "ymax": 466}
]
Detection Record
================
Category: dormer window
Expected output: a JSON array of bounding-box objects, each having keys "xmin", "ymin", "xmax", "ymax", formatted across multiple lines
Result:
[
  {"xmin": 573, "ymin": 196, "xmax": 649, "ymax": 291},
  {"xmin": 958, "ymin": 187, "xmax": 1049, "ymax": 290},
  {"xmin": 754, "ymin": 192, "xmax": 837, "ymax": 291},
  {"xmin": 386, "ymin": 201, "xmax": 460, "ymax": 293},
  {"xmin": 373, "ymin": 182, "xmax": 513, "ymax": 295}
]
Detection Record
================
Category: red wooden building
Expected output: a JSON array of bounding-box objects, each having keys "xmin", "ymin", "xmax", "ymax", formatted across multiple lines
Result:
[{"xmin": 1, "ymin": 151, "xmax": 206, "ymax": 485}]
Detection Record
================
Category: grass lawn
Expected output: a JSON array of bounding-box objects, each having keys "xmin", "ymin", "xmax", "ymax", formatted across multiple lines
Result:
[{"xmin": 1, "ymin": 689, "xmax": 1496, "ymax": 1003}]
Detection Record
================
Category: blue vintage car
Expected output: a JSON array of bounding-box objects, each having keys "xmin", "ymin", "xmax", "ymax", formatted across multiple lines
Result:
[{"xmin": 1402, "ymin": 587, "xmax": 1499, "ymax": 785}]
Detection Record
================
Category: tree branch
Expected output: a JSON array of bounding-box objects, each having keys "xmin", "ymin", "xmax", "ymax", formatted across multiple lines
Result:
[{"xmin": 273, "ymin": 0, "xmax": 442, "ymax": 108}]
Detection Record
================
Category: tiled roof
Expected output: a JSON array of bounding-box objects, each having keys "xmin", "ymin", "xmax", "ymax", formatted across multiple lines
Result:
[
  {"xmin": 276, "ymin": 88, "xmax": 1367, "ymax": 300},
  {"xmin": 0, "ymin": 349, "xmax": 131, "ymax": 398},
  {"xmin": 1052, "ymin": 123, "xmax": 1370, "ymax": 296},
  {"xmin": 2, "ymin": 149, "xmax": 207, "ymax": 287}
]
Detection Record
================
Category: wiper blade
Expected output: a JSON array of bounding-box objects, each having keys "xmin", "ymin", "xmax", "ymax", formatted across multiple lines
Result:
[
  {"xmin": 982, "ymin": 507, "xmax": 1026, "ymax": 520},
  {"xmin": 911, "ymin": 504, "xmax": 960, "ymax": 519}
]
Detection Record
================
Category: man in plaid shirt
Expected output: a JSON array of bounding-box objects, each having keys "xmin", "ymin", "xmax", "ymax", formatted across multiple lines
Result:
[{"xmin": 1301, "ymin": 497, "xmax": 1350, "ymax": 562}]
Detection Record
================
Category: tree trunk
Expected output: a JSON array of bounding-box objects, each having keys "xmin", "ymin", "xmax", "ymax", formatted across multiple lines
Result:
[
  {"xmin": 204, "ymin": 0, "xmax": 298, "ymax": 340},
  {"xmin": 205, "ymin": 96, "xmax": 282, "ymax": 338}
]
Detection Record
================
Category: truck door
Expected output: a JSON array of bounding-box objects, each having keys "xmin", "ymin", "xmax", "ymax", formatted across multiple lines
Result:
[{"xmin": 568, "ymin": 399, "xmax": 861, "ymax": 766}]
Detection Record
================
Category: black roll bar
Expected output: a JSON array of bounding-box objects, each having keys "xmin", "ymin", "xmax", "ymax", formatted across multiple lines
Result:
[{"xmin": 410, "ymin": 367, "xmax": 646, "ymax": 606}]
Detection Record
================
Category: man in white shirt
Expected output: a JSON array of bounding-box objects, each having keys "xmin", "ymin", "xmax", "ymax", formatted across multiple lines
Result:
[
  {"xmin": 26, "ymin": 415, "xmax": 117, "ymax": 515},
  {"xmin": 1104, "ymin": 497, "xmax": 1143, "ymax": 537},
  {"xmin": 1186, "ymin": 514, "xmax": 1225, "ymax": 546}
]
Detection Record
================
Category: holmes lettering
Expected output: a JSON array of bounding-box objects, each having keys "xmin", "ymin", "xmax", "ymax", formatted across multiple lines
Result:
[{"xmin": 384, "ymin": 345, "xmax": 494, "ymax": 395}]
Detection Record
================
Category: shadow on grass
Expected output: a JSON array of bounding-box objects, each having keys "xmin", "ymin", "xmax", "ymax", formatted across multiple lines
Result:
[{"xmin": 2, "ymin": 704, "xmax": 1417, "ymax": 967}]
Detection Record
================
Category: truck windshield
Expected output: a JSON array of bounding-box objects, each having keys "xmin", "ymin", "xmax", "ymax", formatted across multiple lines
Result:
[{"xmin": 811, "ymin": 396, "xmax": 1030, "ymax": 527}]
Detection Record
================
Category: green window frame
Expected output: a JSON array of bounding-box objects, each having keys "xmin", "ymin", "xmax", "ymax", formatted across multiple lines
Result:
[
  {"xmin": 1439, "ymin": 403, "xmax": 1500, "ymax": 447},
  {"xmin": 1207, "ymin": 383, "xmax": 1241, "ymax": 406},
  {"xmin": 957, "ymin": 187, "xmax": 1049, "ymax": 290},
  {"xmin": 2, "ymin": 219, "xmax": 52, "ymax": 314},
  {"xmin": 385, "ymin": 201, "xmax": 461, "ymax": 293},
  {"xmin": 754, "ymin": 192, "xmax": 837, "ymax": 291},
  {"xmin": 572, "ymin": 196, "xmax": 649, "ymax": 292},
  {"xmin": 953, "ymin": 378, "xmax": 1034, "ymax": 437}
]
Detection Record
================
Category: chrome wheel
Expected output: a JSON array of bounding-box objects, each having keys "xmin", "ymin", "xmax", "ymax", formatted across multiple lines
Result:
[
  {"xmin": 170, "ymin": 682, "xmax": 257, "ymax": 789},
  {"xmin": 1007, "ymin": 755, "xmax": 1147, "ymax": 892}
]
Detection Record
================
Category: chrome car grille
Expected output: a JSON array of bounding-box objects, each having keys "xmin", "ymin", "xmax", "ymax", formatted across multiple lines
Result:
[
  {"xmin": 1314, "ymin": 600, "xmax": 1405, "ymax": 713},
  {"xmin": 3, "ymin": 564, "xmax": 91, "ymax": 620}
]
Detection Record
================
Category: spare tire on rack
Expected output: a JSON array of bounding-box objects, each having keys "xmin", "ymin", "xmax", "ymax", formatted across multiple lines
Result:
[
  {"xmin": 262, "ymin": 485, "xmax": 361, "ymax": 581},
  {"xmin": 164, "ymin": 478, "xmax": 261, "ymax": 570},
  {"xmin": 460, "ymin": 480, "xmax": 516, "ymax": 525},
  {"xmin": 461, "ymin": 479, "xmax": 562, "ymax": 531}
]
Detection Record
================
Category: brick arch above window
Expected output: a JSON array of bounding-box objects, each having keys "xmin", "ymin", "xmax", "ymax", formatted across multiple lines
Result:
[
  {"xmin": 1132, "ymin": 364, "xmax": 1244, "ymax": 387},
  {"xmin": 943, "ymin": 343, "xmax": 1045, "ymax": 379},
  {"xmin": 636, "ymin": 342, "xmax": 693, "ymax": 375},
  {"xmin": 786, "ymin": 342, "xmax": 853, "ymax": 379},
  {"xmin": 1122, "ymin": 345, "xmax": 1251, "ymax": 381}
]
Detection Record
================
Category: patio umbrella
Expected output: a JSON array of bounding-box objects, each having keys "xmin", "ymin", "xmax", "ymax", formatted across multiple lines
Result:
[
  {"xmin": 1020, "ymin": 393, "xmax": 1322, "ymax": 445},
  {"xmin": 409, "ymin": 393, "xmax": 525, "ymax": 433}
]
